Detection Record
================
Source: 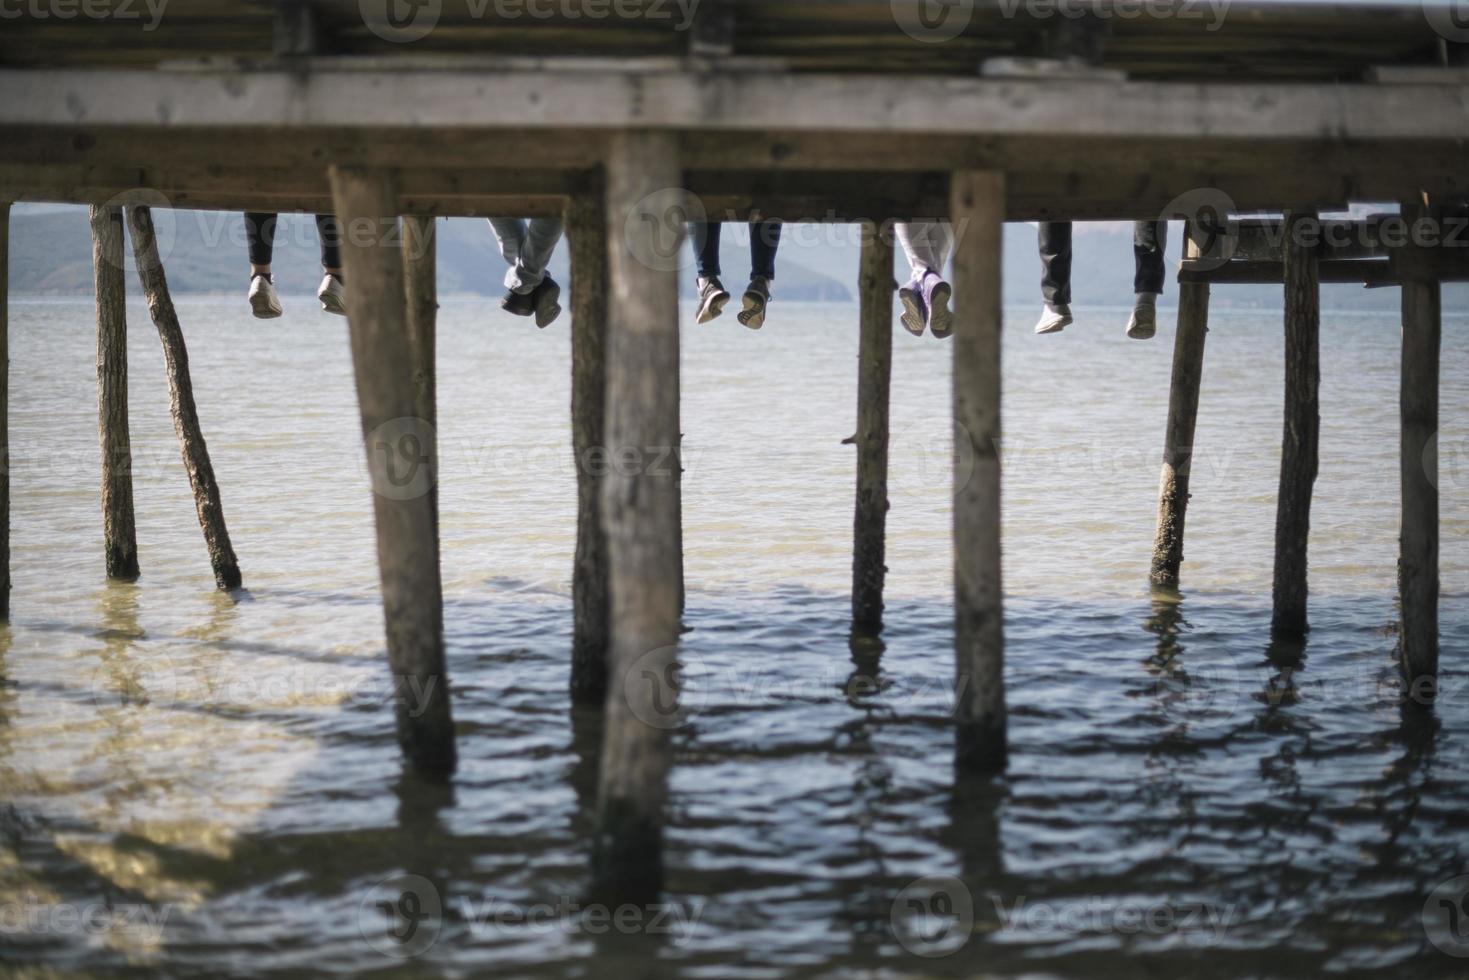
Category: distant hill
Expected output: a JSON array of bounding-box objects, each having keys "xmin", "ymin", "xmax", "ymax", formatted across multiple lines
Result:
[{"xmin": 9, "ymin": 205, "xmax": 1461, "ymax": 313}]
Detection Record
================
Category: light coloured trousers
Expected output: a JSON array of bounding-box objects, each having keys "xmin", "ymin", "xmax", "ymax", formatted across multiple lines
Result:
[
  {"xmin": 489, "ymin": 217, "xmax": 564, "ymax": 294},
  {"xmin": 896, "ymin": 221, "xmax": 953, "ymax": 280}
]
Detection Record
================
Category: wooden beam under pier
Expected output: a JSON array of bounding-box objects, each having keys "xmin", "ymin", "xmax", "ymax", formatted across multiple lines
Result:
[
  {"xmin": 328, "ymin": 167, "xmax": 457, "ymax": 776},
  {"xmin": 90, "ymin": 205, "xmax": 139, "ymax": 581},
  {"xmin": 594, "ymin": 131, "xmax": 684, "ymax": 899},
  {"xmin": 1271, "ymin": 211, "xmax": 1321, "ymax": 638},
  {"xmin": 851, "ymin": 225, "xmax": 894, "ymax": 637},
  {"xmin": 951, "ymin": 170, "xmax": 1006, "ymax": 774}
]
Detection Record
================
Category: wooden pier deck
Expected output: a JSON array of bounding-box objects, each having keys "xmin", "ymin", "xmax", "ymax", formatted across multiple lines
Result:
[{"xmin": 0, "ymin": 0, "xmax": 1460, "ymax": 897}]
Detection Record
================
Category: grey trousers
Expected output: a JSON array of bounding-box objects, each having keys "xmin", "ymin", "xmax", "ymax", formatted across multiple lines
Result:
[
  {"xmin": 897, "ymin": 221, "xmax": 953, "ymax": 279},
  {"xmin": 489, "ymin": 217, "xmax": 564, "ymax": 293}
]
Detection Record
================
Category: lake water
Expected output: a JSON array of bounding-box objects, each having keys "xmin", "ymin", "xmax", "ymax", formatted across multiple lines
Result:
[{"xmin": 1, "ymin": 294, "xmax": 1466, "ymax": 977}]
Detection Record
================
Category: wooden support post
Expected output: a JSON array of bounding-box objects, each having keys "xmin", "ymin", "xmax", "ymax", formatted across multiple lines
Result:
[
  {"xmin": 1271, "ymin": 210, "xmax": 1320, "ymax": 637},
  {"xmin": 951, "ymin": 171, "xmax": 1006, "ymax": 773},
  {"xmin": 567, "ymin": 184, "xmax": 611, "ymax": 705},
  {"xmin": 1399, "ymin": 202, "xmax": 1440, "ymax": 694},
  {"xmin": 328, "ymin": 168, "xmax": 457, "ymax": 776},
  {"xmin": 0, "ymin": 203, "xmax": 9, "ymax": 618},
  {"xmin": 593, "ymin": 132, "xmax": 683, "ymax": 898},
  {"xmin": 125, "ymin": 207, "xmax": 241, "ymax": 591},
  {"xmin": 1150, "ymin": 228, "xmax": 1211, "ymax": 587},
  {"xmin": 851, "ymin": 224, "xmax": 894, "ymax": 636},
  {"xmin": 91, "ymin": 205, "xmax": 139, "ymax": 581},
  {"xmin": 402, "ymin": 214, "xmax": 438, "ymax": 490}
]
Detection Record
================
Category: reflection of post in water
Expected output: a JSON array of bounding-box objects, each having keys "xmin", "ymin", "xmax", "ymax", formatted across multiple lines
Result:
[
  {"xmin": 567, "ymin": 704, "xmax": 603, "ymax": 840},
  {"xmin": 944, "ymin": 772, "xmax": 1006, "ymax": 930},
  {"xmin": 91, "ymin": 583, "xmax": 150, "ymax": 793},
  {"xmin": 1261, "ymin": 633, "xmax": 1307, "ymax": 710},
  {"xmin": 1142, "ymin": 586, "xmax": 1188, "ymax": 673}
]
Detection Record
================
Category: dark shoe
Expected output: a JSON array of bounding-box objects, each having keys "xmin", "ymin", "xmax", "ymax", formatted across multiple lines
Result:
[
  {"xmin": 501, "ymin": 288, "xmax": 535, "ymax": 317},
  {"xmin": 696, "ymin": 276, "xmax": 730, "ymax": 324},
  {"xmin": 532, "ymin": 276, "xmax": 562, "ymax": 328},
  {"xmin": 738, "ymin": 276, "xmax": 771, "ymax": 330}
]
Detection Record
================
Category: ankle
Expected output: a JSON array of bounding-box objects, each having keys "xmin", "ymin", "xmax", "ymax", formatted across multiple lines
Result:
[{"xmin": 1135, "ymin": 292, "xmax": 1159, "ymax": 306}]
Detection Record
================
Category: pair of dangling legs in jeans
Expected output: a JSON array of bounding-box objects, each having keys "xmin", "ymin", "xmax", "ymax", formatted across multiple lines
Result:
[
  {"xmin": 690, "ymin": 220, "xmax": 781, "ymax": 329},
  {"xmin": 1036, "ymin": 220, "xmax": 1166, "ymax": 338},
  {"xmin": 243, "ymin": 212, "xmax": 346, "ymax": 318}
]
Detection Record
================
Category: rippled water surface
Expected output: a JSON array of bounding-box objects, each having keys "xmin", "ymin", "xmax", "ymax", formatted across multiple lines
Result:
[{"xmin": 2, "ymin": 294, "xmax": 1467, "ymax": 977}]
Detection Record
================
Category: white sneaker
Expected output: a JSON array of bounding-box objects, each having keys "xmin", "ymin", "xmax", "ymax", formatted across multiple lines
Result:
[
  {"xmin": 696, "ymin": 276, "xmax": 730, "ymax": 324},
  {"xmin": 1035, "ymin": 303, "xmax": 1072, "ymax": 334},
  {"xmin": 317, "ymin": 274, "xmax": 347, "ymax": 316},
  {"xmin": 1126, "ymin": 293, "xmax": 1158, "ymax": 340},
  {"xmin": 248, "ymin": 274, "xmax": 283, "ymax": 319}
]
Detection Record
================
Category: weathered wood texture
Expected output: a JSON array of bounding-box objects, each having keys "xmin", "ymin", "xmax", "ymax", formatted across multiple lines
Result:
[
  {"xmin": 328, "ymin": 168, "xmax": 457, "ymax": 775},
  {"xmin": 1150, "ymin": 274, "xmax": 1210, "ymax": 588},
  {"xmin": 567, "ymin": 189, "xmax": 611, "ymax": 705},
  {"xmin": 0, "ymin": 203, "xmax": 9, "ymax": 617},
  {"xmin": 951, "ymin": 171, "xmax": 1006, "ymax": 773},
  {"xmin": 593, "ymin": 132, "xmax": 683, "ymax": 899},
  {"xmin": 90, "ymin": 204, "xmax": 138, "ymax": 580},
  {"xmin": 125, "ymin": 206, "xmax": 241, "ymax": 591},
  {"xmin": 1271, "ymin": 210, "xmax": 1321, "ymax": 637},
  {"xmin": 851, "ymin": 226, "xmax": 894, "ymax": 636},
  {"xmin": 1399, "ymin": 204, "xmax": 1440, "ymax": 693}
]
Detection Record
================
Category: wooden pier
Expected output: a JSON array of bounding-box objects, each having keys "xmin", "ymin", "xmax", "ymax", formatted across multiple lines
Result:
[{"xmin": 0, "ymin": 0, "xmax": 1461, "ymax": 896}]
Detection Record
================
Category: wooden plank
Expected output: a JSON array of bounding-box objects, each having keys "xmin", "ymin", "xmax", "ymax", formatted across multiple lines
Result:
[
  {"xmin": 328, "ymin": 167, "xmax": 457, "ymax": 776},
  {"xmin": 951, "ymin": 170, "xmax": 1005, "ymax": 774},
  {"xmin": 851, "ymin": 224, "xmax": 893, "ymax": 637},
  {"xmin": 567, "ymin": 182, "xmax": 611, "ymax": 705},
  {"xmin": 90, "ymin": 204, "xmax": 139, "ymax": 580},
  {"xmin": 593, "ymin": 131, "xmax": 683, "ymax": 900},
  {"xmin": 4, "ymin": 68, "xmax": 1467, "ymax": 143},
  {"xmin": 1271, "ymin": 210, "xmax": 1320, "ymax": 637},
  {"xmin": 125, "ymin": 206, "xmax": 242, "ymax": 592},
  {"xmin": 1399, "ymin": 202, "xmax": 1440, "ymax": 697},
  {"xmin": 0, "ymin": 203, "xmax": 8, "ymax": 618},
  {"xmin": 1150, "ymin": 231, "xmax": 1209, "ymax": 588},
  {"xmin": 1180, "ymin": 259, "xmax": 1404, "ymax": 285}
]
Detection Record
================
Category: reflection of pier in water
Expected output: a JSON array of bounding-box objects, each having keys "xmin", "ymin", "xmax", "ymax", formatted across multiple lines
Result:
[{"xmin": 0, "ymin": 0, "xmax": 1459, "ymax": 897}]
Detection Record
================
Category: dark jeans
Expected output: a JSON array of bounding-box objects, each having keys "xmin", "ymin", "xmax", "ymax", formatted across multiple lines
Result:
[
  {"xmin": 1038, "ymin": 220, "xmax": 1166, "ymax": 306},
  {"xmin": 692, "ymin": 221, "xmax": 782, "ymax": 281},
  {"xmin": 245, "ymin": 212, "xmax": 342, "ymax": 270}
]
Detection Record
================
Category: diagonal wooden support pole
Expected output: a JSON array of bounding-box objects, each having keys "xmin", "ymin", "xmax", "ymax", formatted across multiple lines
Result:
[
  {"xmin": 1271, "ymin": 210, "xmax": 1320, "ymax": 637},
  {"xmin": 126, "ymin": 206, "xmax": 241, "ymax": 591},
  {"xmin": 567, "ymin": 181, "xmax": 611, "ymax": 705},
  {"xmin": 951, "ymin": 170, "xmax": 1007, "ymax": 773},
  {"xmin": 1150, "ymin": 227, "xmax": 1210, "ymax": 588},
  {"xmin": 329, "ymin": 168, "xmax": 456, "ymax": 776},
  {"xmin": 593, "ymin": 132, "xmax": 683, "ymax": 900},
  {"xmin": 91, "ymin": 204, "xmax": 139, "ymax": 581}
]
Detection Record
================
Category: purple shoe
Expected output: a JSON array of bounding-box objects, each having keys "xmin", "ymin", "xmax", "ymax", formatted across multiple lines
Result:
[
  {"xmin": 923, "ymin": 271, "xmax": 954, "ymax": 339},
  {"xmin": 898, "ymin": 275, "xmax": 928, "ymax": 337}
]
